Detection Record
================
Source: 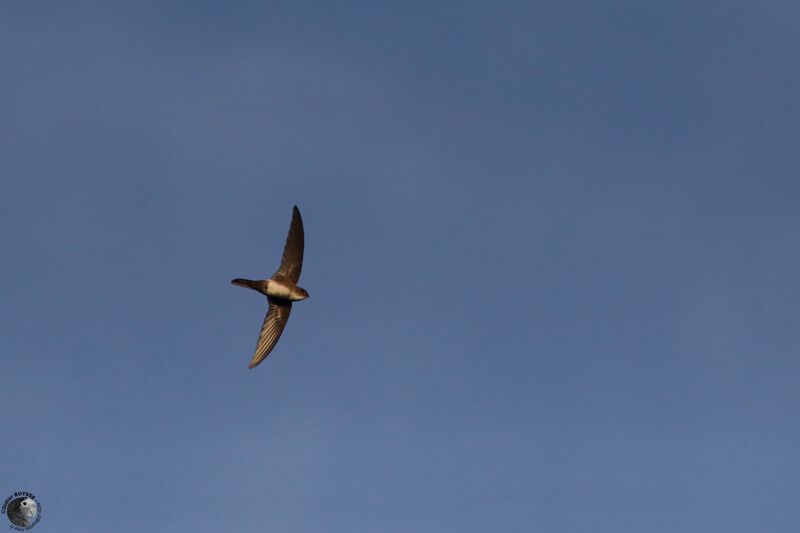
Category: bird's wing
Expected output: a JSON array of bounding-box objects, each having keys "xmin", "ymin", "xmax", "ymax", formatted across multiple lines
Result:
[
  {"xmin": 248, "ymin": 297, "xmax": 292, "ymax": 369},
  {"xmin": 272, "ymin": 205, "xmax": 304, "ymax": 283}
]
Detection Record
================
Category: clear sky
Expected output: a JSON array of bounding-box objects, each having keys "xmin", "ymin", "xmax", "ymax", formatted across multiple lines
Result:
[{"xmin": 2, "ymin": 2, "xmax": 799, "ymax": 532}]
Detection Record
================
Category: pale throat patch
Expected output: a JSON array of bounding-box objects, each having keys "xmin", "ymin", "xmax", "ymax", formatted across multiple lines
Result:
[{"xmin": 265, "ymin": 280, "xmax": 294, "ymax": 299}]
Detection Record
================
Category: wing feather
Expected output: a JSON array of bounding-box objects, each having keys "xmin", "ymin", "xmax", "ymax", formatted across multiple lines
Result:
[
  {"xmin": 248, "ymin": 297, "xmax": 292, "ymax": 369},
  {"xmin": 272, "ymin": 205, "xmax": 304, "ymax": 283}
]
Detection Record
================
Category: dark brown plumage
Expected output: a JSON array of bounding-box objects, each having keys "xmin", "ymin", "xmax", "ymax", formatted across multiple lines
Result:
[{"xmin": 232, "ymin": 205, "xmax": 309, "ymax": 369}]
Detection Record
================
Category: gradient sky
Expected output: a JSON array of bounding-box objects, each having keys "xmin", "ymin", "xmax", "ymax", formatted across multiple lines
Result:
[{"xmin": 2, "ymin": 2, "xmax": 799, "ymax": 532}]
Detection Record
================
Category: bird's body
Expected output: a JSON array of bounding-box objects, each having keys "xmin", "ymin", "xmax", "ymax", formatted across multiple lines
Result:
[
  {"xmin": 231, "ymin": 278, "xmax": 308, "ymax": 301},
  {"xmin": 232, "ymin": 205, "xmax": 308, "ymax": 369}
]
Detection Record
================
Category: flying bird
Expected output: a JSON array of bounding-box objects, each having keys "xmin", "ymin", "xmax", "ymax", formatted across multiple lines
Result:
[{"xmin": 232, "ymin": 205, "xmax": 309, "ymax": 369}]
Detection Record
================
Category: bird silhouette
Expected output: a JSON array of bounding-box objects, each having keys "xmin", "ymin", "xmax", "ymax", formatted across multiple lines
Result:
[{"xmin": 232, "ymin": 205, "xmax": 308, "ymax": 369}]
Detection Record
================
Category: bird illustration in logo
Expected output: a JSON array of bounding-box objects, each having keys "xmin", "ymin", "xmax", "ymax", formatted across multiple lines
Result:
[
  {"xmin": 7, "ymin": 497, "xmax": 37, "ymax": 528},
  {"xmin": 232, "ymin": 205, "xmax": 309, "ymax": 369}
]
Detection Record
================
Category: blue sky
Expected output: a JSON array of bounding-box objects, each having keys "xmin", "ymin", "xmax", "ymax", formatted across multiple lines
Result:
[{"xmin": 2, "ymin": 2, "xmax": 799, "ymax": 531}]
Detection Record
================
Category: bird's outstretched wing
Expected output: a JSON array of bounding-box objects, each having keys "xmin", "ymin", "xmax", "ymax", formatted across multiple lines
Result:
[
  {"xmin": 249, "ymin": 297, "xmax": 292, "ymax": 369},
  {"xmin": 272, "ymin": 205, "xmax": 304, "ymax": 283}
]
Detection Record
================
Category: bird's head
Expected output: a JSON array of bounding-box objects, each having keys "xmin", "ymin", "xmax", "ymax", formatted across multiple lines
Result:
[{"xmin": 19, "ymin": 499, "xmax": 36, "ymax": 519}]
